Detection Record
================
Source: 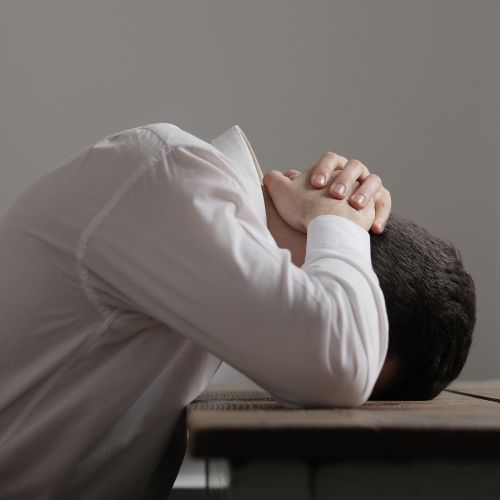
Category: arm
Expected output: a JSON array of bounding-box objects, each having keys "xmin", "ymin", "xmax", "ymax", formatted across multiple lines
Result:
[{"xmin": 83, "ymin": 137, "xmax": 388, "ymax": 408}]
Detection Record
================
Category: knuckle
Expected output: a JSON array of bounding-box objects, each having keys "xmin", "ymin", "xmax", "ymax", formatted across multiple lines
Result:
[
  {"xmin": 324, "ymin": 151, "xmax": 338, "ymax": 159},
  {"xmin": 320, "ymin": 151, "xmax": 339, "ymax": 165},
  {"xmin": 349, "ymin": 159, "xmax": 371, "ymax": 177},
  {"xmin": 370, "ymin": 173, "xmax": 382, "ymax": 186},
  {"xmin": 377, "ymin": 195, "xmax": 391, "ymax": 211},
  {"xmin": 377, "ymin": 198, "xmax": 387, "ymax": 208},
  {"xmin": 338, "ymin": 156, "xmax": 349, "ymax": 167}
]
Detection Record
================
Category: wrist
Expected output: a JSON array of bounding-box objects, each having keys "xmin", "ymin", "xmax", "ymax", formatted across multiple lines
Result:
[
  {"xmin": 306, "ymin": 214, "xmax": 372, "ymax": 262},
  {"xmin": 306, "ymin": 212, "xmax": 369, "ymax": 233}
]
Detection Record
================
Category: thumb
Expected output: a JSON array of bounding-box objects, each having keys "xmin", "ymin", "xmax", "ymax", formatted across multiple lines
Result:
[
  {"xmin": 263, "ymin": 169, "xmax": 304, "ymax": 232},
  {"xmin": 262, "ymin": 170, "xmax": 292, "ymax": 198}
]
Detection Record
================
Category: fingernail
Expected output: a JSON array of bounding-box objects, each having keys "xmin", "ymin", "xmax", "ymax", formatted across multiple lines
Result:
[
  {"xmin": 313, "ymin": 174, "xmax": 326, "ymax": 186},
  {"xmin": 376, "ymin": 220, "xmax": 385, "ymax": 232},
  {"xmin": 331, "ymin": 183, "xmax": 346, "ymax": 195},
  {"xmin": 351, "ymin": 193, "xmax": 366, "ymax": 206}
]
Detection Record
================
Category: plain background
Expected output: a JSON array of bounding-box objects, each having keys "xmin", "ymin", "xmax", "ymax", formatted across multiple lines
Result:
[{"xmin": 1, "ymin": 0, "xmax": 499, "ymax": 489}]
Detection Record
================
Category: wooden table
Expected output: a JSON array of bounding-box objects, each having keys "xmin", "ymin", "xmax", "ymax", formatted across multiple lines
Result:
[{"xmin": 186, "ymin": 379, "xmax": 500, "ymax": 499}]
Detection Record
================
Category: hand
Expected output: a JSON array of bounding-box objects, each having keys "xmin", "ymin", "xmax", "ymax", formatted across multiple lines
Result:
[
  {"xmin": 284, "ymin": 152, "xmax": 391, "ymax": 234},
  {"xmin": 263, "ymin": 166, "xmax": 375, "ymax": 233}
]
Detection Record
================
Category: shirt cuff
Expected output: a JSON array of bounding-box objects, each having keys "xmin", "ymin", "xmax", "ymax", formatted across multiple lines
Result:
[{"xmin": 305, "ymin": 215, "xmax": 371, "ymax": 262}]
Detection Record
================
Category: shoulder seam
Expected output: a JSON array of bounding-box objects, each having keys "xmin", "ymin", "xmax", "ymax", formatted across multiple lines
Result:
[
  {"xmin": 76, "ymin": 143, "xmax": 173, "ymax": 319},
  {"xmin": 137, "ymin": 125, "xmax": 216, "ymax": 154}
]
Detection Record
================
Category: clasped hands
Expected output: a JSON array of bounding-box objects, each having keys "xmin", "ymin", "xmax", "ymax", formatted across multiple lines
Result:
[{"xmin": 263, "ymin": 151, "xmax": 391, "ymax": 234}]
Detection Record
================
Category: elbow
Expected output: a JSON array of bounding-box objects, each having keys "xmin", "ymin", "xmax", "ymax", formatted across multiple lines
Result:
[
  {"xmin": 319, "ymin": 295, "xmax": 388, "ymax": 408},
  {"xmin": 268, "ymin": 284, "xmax": 388, "ymax": 410},
  {"xmin": 329, "ymin": 378, "xmax": 370, "ymax": 408},
  {"xmin": 272, "ymin": 367, "xmax": 374, "ymax": 410},
  {"xmin": 274, "ymin": 380, "xmax": 368, "ymax": 410},
  {"xmin": 319, "ymin": 344, "xmax": 384, "ymax": 408},
  {"xmin": 303, "ymin": 336, "xmax": 384, "ymax": 409},
  {"xmin": 289, "ymin": 343, "xmax": 383, "ymax": 409},
  {"xmin": 314, "ymin": 373, "xmax": 372, "ymax": 408}
]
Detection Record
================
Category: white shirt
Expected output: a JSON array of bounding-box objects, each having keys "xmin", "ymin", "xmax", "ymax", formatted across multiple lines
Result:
[{"xmin": 0, "ymin": 123, "xmax": 388, "ymax": 499}]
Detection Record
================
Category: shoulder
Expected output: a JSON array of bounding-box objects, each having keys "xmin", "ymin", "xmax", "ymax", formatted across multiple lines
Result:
[
  {"xmin": 134, "ymin": 123, "xmax": 217, "ymax": 154},
  {"xmin": 94, "ymin": 123, "xmax": 217, "ymax": 162}
]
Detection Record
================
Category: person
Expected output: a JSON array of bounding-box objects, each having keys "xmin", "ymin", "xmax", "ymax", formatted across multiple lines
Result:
[
  {"xmin": 263, "ymin": 171, "xmax": 476, "ymax": 401},
  {"xmin": 0, "ymin": 121, "xmax": 468, "ymax": 499}
]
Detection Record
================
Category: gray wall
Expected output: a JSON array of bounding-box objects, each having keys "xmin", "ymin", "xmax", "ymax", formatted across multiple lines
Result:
[{"xmin": 1, "ymin": 0, "xmax": 499, "ymax": 386}]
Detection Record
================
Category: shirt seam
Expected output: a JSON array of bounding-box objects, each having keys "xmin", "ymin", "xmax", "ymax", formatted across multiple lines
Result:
[
  {"xmin": 136, "ymin": 125, "xmax": 187, "ymax": 154},
  {"xmin": 75, "ymin": 130, "xmax": 385, "ymax": 392},
  {"xmin": 76, "ymin": 132, "xmax": 174, "ymax": 320},
  {"xmin": 75, "ymin": 125, "xmax": 231, "ymax": 321}
]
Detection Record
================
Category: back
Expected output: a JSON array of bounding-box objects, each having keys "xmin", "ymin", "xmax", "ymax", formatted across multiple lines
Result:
[{"xmin": 0, "ymin": 126, "xmax": 222, "ymax": 499}]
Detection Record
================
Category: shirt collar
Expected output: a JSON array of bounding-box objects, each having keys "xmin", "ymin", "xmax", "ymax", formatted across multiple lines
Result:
[{"xmin": 211, "ymin": 125, "xmax": 267, "ymax": 223}]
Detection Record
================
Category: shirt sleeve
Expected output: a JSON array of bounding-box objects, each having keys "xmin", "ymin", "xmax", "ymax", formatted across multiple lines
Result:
[{"xmin": 83, "ymin": 138, "xmax": 389, "ymax": 408}]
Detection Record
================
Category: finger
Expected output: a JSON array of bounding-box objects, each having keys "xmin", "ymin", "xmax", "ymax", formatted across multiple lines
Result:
[
  {"xmin": 329, "ymin": 159, "xmax": 370, "ymax": 199},
  {"xmin": 284, "ymin": 169, "xmax": 302, "ymax": 180},
  {"xmin": 371, "ymin": 187, "xmax": 392, "ymax": 234},
  {"xmin": 310, "ymin": 151, "xmax": 348, "ymax": 188},
  {"xmin": 348, "ymin": 173, "xmax": 382, "ymax": 209}
]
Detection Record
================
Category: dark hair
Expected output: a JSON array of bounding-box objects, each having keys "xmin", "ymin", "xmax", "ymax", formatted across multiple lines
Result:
[{"xmin": 369, "ymin": 213, "xmax": 476, "ymax": 400}]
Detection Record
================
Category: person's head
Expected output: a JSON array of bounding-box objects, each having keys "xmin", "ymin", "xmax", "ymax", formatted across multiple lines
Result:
[
  {"xmin": 262, "ymin": 186, "xmax": 476, "ymax": 401},
  {"xmin": 368, "ymin": 213, "xmax": 476, "ymax": 400}
]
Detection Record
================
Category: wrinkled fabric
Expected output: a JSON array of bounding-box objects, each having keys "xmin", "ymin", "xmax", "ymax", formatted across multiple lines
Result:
[{"xmin": 0, "ymin": 123, "xmax": 388, "ymax": 499}]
